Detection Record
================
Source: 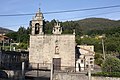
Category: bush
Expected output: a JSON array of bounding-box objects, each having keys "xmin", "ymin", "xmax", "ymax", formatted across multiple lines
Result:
[
  {"xmin": 92, "ymin": 72, "xmax": 120, "ymax": 77},
  {"xmin": 94, "ymin": 53, "xmax": 103, "ymax": 66},
  {"xmin": 16, "ymin": 43, "xmax": 28, "ymax": 49},
  {"xmin": 102, "ymin": 56, "xmax": 120, "ymax": 72}
]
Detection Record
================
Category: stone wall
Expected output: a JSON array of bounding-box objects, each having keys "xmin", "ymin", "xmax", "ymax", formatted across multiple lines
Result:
[
  {"xmin": 29, "ymin": 34, "xmax": 75, "ymax": 69},
  {"xmin": 92, "ymin": 77, "xmax": 120, "ymax": 80},
  {"xmin": 53, "ymin": 73, "xmax": 120, "ymax": 80},
  {"xmin": 53, "ymin": 73, "xmax": 87, "ymax": 80}
]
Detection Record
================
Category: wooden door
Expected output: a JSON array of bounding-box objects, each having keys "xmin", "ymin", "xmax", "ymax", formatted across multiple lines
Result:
[{"xmin": 53, "ymin": 58, "xmax": 61, "ymax": 70}]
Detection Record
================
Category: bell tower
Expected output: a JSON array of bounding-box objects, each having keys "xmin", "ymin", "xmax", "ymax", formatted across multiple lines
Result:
[{"xmin": 30, "ymin": 8, "xmax": 44, "ymax": 35}]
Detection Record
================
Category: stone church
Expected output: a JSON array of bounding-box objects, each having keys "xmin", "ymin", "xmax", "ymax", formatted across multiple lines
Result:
[{"xmin": 29, "ymin": 9, "xmax": 76, "ymax": 70}]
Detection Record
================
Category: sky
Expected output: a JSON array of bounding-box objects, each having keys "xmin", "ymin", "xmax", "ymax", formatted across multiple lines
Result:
[{"xmin": 0, "ymin": 0, "xmax": 120, "ymax": 31}]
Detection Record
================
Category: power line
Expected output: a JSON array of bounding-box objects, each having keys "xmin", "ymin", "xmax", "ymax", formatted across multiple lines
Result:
[
  {"xmin": 60, "ymin": 10, "xmax": 120, "ymax": 21},
  {"xmin": 1, "ymin": 10, "xmax": 120, "ymax": 28},
  {"xmin": 43, "ymin": 5, "xmax": 120, "ymax": 14},
  {"xmin": 1, "ymin": 10, "xmax": 120, "ymax": 27},
  {"xmin": 0, "ymin": 13, "xmax": 35, "ymax": 17},
  {"xmin": 0, "ymin": 5, "xmax": 120, "ymax": 17}
]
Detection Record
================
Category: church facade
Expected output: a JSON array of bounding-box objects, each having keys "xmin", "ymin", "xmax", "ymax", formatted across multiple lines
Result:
[{"xmin": 29, "ymin": 9, "xmax": 75, "ymax": 70}]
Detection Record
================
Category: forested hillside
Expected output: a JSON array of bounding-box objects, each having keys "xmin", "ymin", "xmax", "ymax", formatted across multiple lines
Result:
[
  {"xmin": 77, "ymin": 18, "xmax": 120, "ymax": 31},
  {"xmin": 45, "ymin": 18, "xmax": 120, "ymax": 35},
  {"xmin": 0, "ymin": 27, "xmax": 13, "ymax": 34},
  {"xmin": 3, "ymin": 18, "xmax": 120, "ymax": 55}
]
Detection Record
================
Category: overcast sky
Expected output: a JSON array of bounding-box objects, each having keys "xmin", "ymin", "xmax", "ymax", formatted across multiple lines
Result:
[{"xmin": 0, "ymin": 0, "xmax": 120, "ymax": 31}]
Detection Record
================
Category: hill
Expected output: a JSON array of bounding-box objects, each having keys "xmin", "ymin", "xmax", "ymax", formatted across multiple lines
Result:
[
  {"xmin": 2, "ymin": 18, "xmax": 120, "ymax": 36},
  {"xmin": 77, "ymin": 18, "xmax": 119, "ymax": 30},
  {"xmin": 60, "ymin": 18, "xmax": 120, "ymax": 35},
  {"xmin": 0, "ymin": 27, "xmax": 14, "ymax": 34}
]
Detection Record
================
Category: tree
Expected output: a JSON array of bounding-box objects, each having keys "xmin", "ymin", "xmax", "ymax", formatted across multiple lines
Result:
[
  {"xmin": 16, "ymin": 43, "xmax": 28, "ymax": 49},
  {"xmin": 5, "ymin": 32, "xmax": 18, "ymax": 42},
  {"xmin": 94, "ymin": 53, "xmax": 103, "ymax": 66},
  {"xmin": 18, "ymin": 26, "xmax": 27, "ymax": 34},
  {"xmin": 102, "ymin": 56, "xmax": 120, "ymax": 72},
  {"xmin": 17, "ymin": 27, "xmax": 29, "ymax": 43}
]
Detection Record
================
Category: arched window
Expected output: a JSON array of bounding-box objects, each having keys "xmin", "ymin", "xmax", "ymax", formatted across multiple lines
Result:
[
  {"xmin": 55, "ymin": 46, "xmax": 59, "ymax": 54},
  {"xmin": 35, "ymin": 23, "xmax": 40, "ymax": 34}
]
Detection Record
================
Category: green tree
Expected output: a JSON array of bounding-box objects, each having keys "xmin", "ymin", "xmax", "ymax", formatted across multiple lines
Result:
[
  {"xmin": 94, "ymin": 53, "xmax": 103, "ymax": 66},
  {"xmin": 102, "ymin": 56, "xmax": 120, "ymax": 72},
  {"xmin": 16, "ymin": 43, "xmax": 28, "ymax": 49},
  {"xmin": 5, "ymin": 32, "xmax": 18, "ymax": 42},
  {"xmin": 17, "ymin": 27, "xmax": 29, "ymax": 43}
]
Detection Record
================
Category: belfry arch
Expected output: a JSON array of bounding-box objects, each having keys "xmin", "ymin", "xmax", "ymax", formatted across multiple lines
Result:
[
  {"xmin": 30, "ymin": 8, "xmax": 44, "ymax": 35},
  {"xmin": 35, "ymin": 23, "xmax": 40, "ymax": 34}
]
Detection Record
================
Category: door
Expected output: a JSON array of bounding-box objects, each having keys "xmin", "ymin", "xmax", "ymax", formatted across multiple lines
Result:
[{"xmin": 53, "ymin": 58, "xmax": 61, "ymax": 70}]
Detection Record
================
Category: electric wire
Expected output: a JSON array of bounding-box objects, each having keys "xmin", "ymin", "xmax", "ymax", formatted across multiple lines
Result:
[
  {"xmin": 60, "ymin": 10, "xmax": 120, "ymax": 21},
  {"xmin": 1, "ymin": 10, "xmax": 120, "ymax": 27},
  {"xmin": 0, "ymin": 5, "xmax": 120, "ymax": 17}
]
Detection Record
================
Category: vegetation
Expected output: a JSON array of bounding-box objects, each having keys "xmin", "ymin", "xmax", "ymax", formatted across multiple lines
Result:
[
  {"xmin": 94, "ymin": 53, "xmax": 103, "ymax": 66},
  {"xmin": 5, "ymin": 27, "xmax": 30, "ymax": 50},
  {"xmin": 92, "ymin": 56, "xmax": 120, "ymax": 77},
  {"xmin": 92, "ymin": 72, "xmax": 120, "ymax": 77},
  {"xmin": 3, "ymin": 18, "xmax": 120, "ymax": 55},
  {"xmin": 102, "ymin": 56, "xmax": 120, "ymax": 72},
  {"xmin": 0, "ymin": 27, "xmax": 13, "ymax": 34},
  {"xmin": 1, "ymin": 17, "xmax": 120, "ymax": 77}
]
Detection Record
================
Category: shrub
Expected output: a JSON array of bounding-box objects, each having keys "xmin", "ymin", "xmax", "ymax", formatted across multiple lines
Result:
[
  {"xmin": 92, "ymin": 72, "xmax": 120, "ymax": 77},
  {"xmin": 102, "ymin": 56, "xmax": 120, "ymax": 72}
]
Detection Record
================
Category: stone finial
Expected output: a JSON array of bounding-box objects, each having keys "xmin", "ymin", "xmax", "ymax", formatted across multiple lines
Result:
[
  {"xmin": 38, "ymin": 8, "xmax": 41, "ymax": 13},
  {"xmin": 52, "ymin": 21, "xmax": 62, "ymax": 34}
]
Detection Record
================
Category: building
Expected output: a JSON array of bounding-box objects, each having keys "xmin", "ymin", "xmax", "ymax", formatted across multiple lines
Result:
[
  {"xmin": 0, "ymin": 50, "xmax": 29, "ymax": 69},
  {"xmin": 29, "ymin": 9, "xmax": 75, "ymax": 71},
  {"xmin": 76, "ymin": 45, "xmax": 95, "ymax": 71},
  {"xmin": 0, "ymin": 35, "xmax": 11, "ymax": 51},
  {"xmin": 0, "ymin": 51, "xmax": 21, "ymax": 69},
  {"xmin": 0, "ymin": 34, "xmax": 9, "ymax": 43}
]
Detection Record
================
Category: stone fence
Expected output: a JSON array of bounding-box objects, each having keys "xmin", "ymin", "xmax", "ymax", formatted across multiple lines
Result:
[{"xmin": 53, "ymin": 72, "xmax": 120, "ymax": 80}]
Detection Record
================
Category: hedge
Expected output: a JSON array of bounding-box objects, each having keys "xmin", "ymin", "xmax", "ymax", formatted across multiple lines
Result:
[{"xmin": 91, "ymin": 72, "xmax": 120, "ymax": 77}]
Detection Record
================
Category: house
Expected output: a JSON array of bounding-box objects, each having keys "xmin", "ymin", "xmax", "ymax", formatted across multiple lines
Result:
[
  {"xmin": 76, "ymin": 45, "xmax": 95, "ymax": 71},
  {"xmin": 0, "ymin": 35, "xmax": 9, "ymax": 42},
  {"xmin": 0, "ymin": 35, "xmax": 10, "ymax": 50}
]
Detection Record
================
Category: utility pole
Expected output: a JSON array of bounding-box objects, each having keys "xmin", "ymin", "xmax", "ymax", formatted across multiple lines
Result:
[
  {"xmin": 2, "ymin": 40, "xmax": 4, "ymax": 50},
  {"xmin": 37, "ymin": 63, "xmax": 39, "ymax": 77},
  {"xmin": 88, "ymin": 61, "xmax": 91, "ymax": 80},
  {"xmin": 9, "ymin": 39, "xmax": 12, "ymax": 51},
  {"xmin": 102, "ymin": 38, "xmax": 105, "ymax": 60},
  {"xmin": 21, "ymin": 62, "xmax": 25, "ymax": 80},
  {"xmin": 50, "ymin": 62, "xmax": 53, "ymax": 80}
]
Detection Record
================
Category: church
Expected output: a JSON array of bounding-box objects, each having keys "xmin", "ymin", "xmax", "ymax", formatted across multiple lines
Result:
[{"xmin": 29, "ymin": 9, "xmax": 76, "ymax": 70}]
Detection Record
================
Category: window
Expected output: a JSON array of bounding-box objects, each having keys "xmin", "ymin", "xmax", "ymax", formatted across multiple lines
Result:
[
  {"xmin": 35, "ymin": 23, "xmax": 40, "ymax": 34},
  {"xmin": 91, "ymin": 65, "xmax": 93, "ymax": 68},
  {"xmin": 55, "ymin": 46, "xmax": 59, "ymax": 54},
  {"xmin": 86, "ymin": 65, "xmax": 88, "ymax": 68},
  {"xmin": 90, "ymin": 61, "xmax": 93, "ymax": 64},
  {"xmin": 90, "ymin": 58, "xmax": 93, "ymax": 60},
  {"xmin": 81, "ymin": 60, "xmax": 83, "ymax": 63}
]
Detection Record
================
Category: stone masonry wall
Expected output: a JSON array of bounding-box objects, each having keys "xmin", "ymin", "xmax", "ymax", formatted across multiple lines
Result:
[
  {"xmin": 29, "ymin": 34, "xmax": 75, "ymax": 69},
  {"xmin": 53, "ymin": 73, "xmax": 120, "ymax": 80}
]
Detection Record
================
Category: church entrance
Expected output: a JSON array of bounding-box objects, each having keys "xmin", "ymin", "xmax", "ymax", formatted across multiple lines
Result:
[{"xmin": 53, "ymin": 58, "xmax": 61, "ymax": 70}]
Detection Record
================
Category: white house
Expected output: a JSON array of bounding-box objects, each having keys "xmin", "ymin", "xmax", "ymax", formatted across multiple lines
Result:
[{"xmin": 76, "ymin": 45, "xmax": 95, "ymax": 71}]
